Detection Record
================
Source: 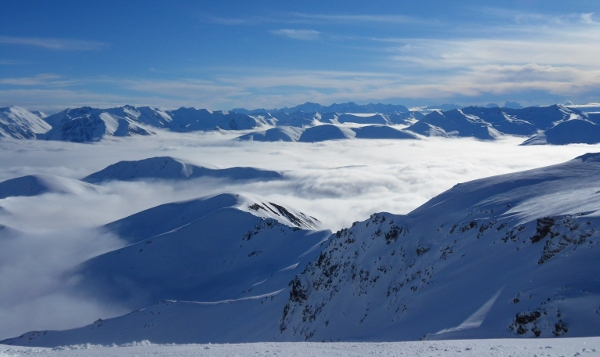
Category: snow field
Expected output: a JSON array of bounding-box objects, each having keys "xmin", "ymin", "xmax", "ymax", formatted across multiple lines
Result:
[{"xmin": 2, "ymin": 338, "xmax": 599, "ymax": 357}]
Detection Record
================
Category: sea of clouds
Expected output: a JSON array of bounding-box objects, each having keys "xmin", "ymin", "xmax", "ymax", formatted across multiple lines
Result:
[{"xmin": 0, "ymin": 130, "xmax": 598, "ymax": 339}]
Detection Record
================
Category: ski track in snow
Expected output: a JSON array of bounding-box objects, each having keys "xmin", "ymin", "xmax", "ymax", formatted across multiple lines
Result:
[
  {"xmin": 434, "ymin": 288, "xmax": 504, "ymax": 335},
  {"xmin": 2, "ymin": 338, "xmax": 599, "ymax": 356}
]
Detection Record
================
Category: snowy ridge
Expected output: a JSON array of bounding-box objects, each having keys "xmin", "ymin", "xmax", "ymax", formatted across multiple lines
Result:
[
  {"xmin": 64, "ymin": 192, "xmax": 329, "ymax": 309},
  {"xmin": 81, "ymin": 156, "xmax": 283, "ymax": 183},
  {"xmin": 522, "ymin": 119, "xmax": 600, "ymax": 145},
  {"xmin": 0, "ymin": 106, "xmax": 51, "ymax": 139},
  {"xmin": 0, "ymin": 174, "xmax": 99, "ymax": 199},
  {"xmin": 298, "ymin": 125, "xmax": 356, "ymax": 142},
  {"xmin": 239, "ymin": 125, "xmax": 418, "ymax": 142},
  {"xmin": 238, "ymin": 126, "xmax": 304, "ymax": 142},
  {"xmin": 407, "ymin": 105, "xmax": 585, "ymax": 140},
  {"xmin": 166, "ymin": 107, "xmax": 267, "ymax": 132},
  {"xmin": 41, "ymin": 107, "xmax": 154, "ymax": 142},
  {"xmin": 103, "ymin": 192, "xmax": 321, "ymax": 246}
]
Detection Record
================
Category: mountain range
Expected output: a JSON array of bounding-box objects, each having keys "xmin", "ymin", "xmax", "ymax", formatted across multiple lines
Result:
[{"xmin": 1, "ymin": 102, "xmax": 600, "ymax": 144}]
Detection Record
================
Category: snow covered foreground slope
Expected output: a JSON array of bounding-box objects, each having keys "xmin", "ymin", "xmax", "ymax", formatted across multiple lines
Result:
[
  {"xmin": 279, "ymin": 153, "xmax": 600, "ymax": 341},
  {"xmin": 3, "ymin": 155, "xmax": 600, "ymax": 346}
]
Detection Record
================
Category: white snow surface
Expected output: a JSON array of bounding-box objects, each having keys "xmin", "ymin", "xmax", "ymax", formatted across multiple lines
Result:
[
  {"xmin": 1, "ymin": 338, "xmax": 599, "ymax": 357},
  {"xmin": 0, "ymin": 106, "xmax": 51, "ymax": 139}
]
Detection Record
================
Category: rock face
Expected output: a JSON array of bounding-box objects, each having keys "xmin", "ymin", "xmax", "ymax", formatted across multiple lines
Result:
[
  {"xmin": 3, "ymin": 155, "xmax": 600, "ymax": 347},
  {"xmin": 81, "ymin": 156, "xmax": 283, "ymax": 183},
  {"xmin": 0, "ymin": 106, "xmax": 51, "ymax": 139}
]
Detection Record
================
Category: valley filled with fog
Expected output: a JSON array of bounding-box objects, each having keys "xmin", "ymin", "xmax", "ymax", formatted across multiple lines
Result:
[{"xmin": 0, "ymin": 129, "xmax": 598, "ymax": 340}]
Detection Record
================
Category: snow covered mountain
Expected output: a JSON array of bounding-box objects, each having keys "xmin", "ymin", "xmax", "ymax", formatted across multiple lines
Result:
[
  {"xmin": 268, "ymin": 111, "xmax": 334, "ymax": 127},
  {"xmin": 4, "ymin": 154, "xmax": 600, "ymax": 346},
  {"xmin": 41, "ymin": 107, "xmax": 154, "ymax": 142},
  {"xmin": 0, "ymin": 174, "xmax": 99, "ymax": 199},
  {"xmin": 66, "ymin": 193, "xmax": 328, "ymax": 310},
  {"xmin": 297, "ymin": 125, "xmax": 356, "ymax": 142},
  {"xmin": 335, "ymin": 112, "xmax": 422, "ymax": 125},
  {"xmin": 407, "ymin": 105, "xmax": 583, "ymax": 140},
  {"xmin": 5, "ymin": 102, "xmax": 592, "ymax": 144},
  {"xmin": 233, "ymin": 102, "xmax": 410, "ymax": 115},
  {"xmin": 166, "ymin": 108, "xmax": 267, "ymax": 132},
  {"xmin": 407, "ymin": 109, "xmax": 501, "ymax": 139},
  {"xmin": 238, "ymin": 127, "xmax": 304, "ymax": 142},
  {"xmin": 0, "ymin": 106, "xmax": 51, "ymax": 139},
  {"xmin": 352, "ymin": 125, "xmax": 418, "ymax": 139},
  {"xmin": 522, "ymin": 119, "xmax": 600, "ymax": 145},
  {"xmin": 37, "ymin": 106, "xmax": 270, "ymax": 142},
  {"xmin": 81, "ymin": 156, "xmax": 283, "ymax": 183},
  {"xmin": 238, "ymin": 125, "xmax": 418, "ymax": 142}
]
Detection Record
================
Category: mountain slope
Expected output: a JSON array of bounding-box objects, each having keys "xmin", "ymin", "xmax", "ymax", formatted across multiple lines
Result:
[
  {"xmin": 297, "ymin": 125, "xmax": 355, "ymax": 142},
  {"xmin": 238, "ymin": 127, "xmax": 304, "ymax": 142},
  {"xmin": 352, "ymin": 125, "xmax": 418, "ymax": 139},
  {"xmin": 278, "ymin": 153, "xmax": 600, "ymax": 341},
  {"xmin": 167, "ymin": 108, "xmax": 265, "ymax": 131},
  {"xmin": 41, "ymin": 107, "xmax": 153, "ymax": 142},
  {"xmin": 0, "ymin": 106, "xmax": 51, "ymax": 139},
  {"xmin": 407, "ymin": 109, "xmax": 502, "ymax": 140},
  {"xmin": 81, "ymin": 156, "xmax": 283, "ymax": 183},
  {"xmin": 66, "ymin": 193, "xmax": 328, "ymax": 309},
  {"xmin": 522, "ymin": 119, "xmax": 600, "ymax": 145},
  {"xmin": 408, "ymin": 105, "xmax": 582, "ymax": 139}
]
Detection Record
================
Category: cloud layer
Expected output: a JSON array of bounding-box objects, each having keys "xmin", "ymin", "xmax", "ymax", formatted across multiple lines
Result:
[{"xmin": 1, "ymin": 132, "xmax": 599, "ymax": 339}]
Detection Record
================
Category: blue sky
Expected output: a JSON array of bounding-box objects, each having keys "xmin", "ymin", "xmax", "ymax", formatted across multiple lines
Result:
[{"xmin": 1, "ymin": 0, "xmax": 599, "ymax": 111}]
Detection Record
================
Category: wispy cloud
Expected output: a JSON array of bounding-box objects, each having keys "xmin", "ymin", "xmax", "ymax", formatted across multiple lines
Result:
[
  {"xmin": 290, "ymin": 12, "xmax": 430, "ymax": 25},
  {"xmin": 203, "ymin": 15, "xmax": 271, "ymax": 26},
  {"xmin": 0, "ymin": 36, "xmax": 108, "ymax": 51},
  {"xmin": 0, "ymin": 74, "xmax": 74, "ymax": 86},
  {"xmin": 271, "ymin": 29, "xmax": 320, "ymax": 40},
  {"xmin": 204, "ymin": 12, "xmax": 430, "ymax": 26},
  {"xmin": 3, "ymin": 11, "xmax": 600, "ymax": 110}
]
